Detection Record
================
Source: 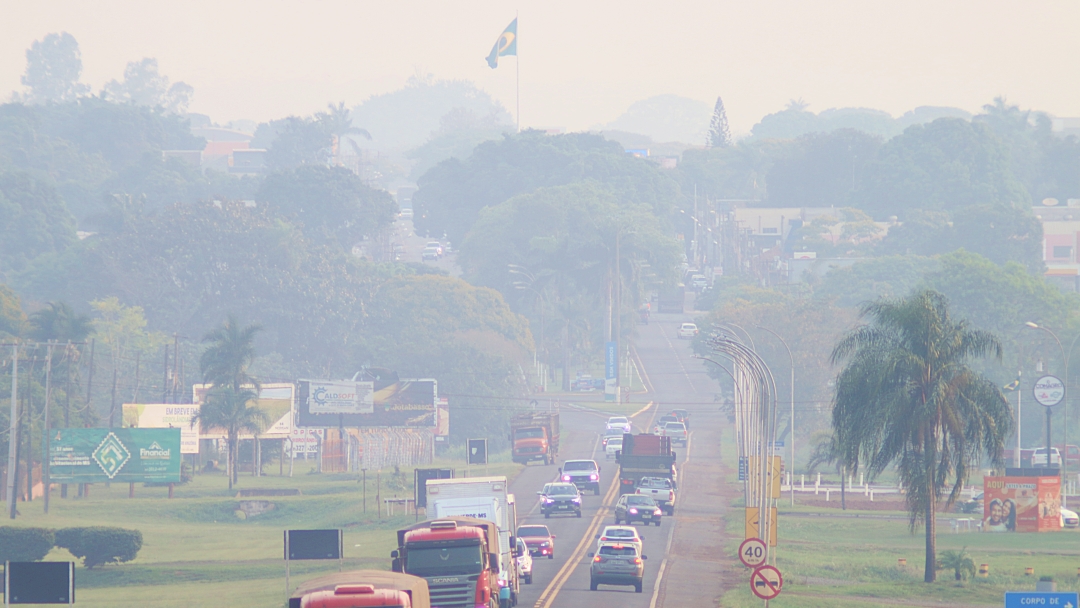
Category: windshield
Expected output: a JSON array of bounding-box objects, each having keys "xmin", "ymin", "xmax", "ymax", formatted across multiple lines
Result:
[
  {"xmin": 545, "ymin": 484, "xmax": 578, "ymax": 496},
  {"xmin": 603, "ymin": 528, "xmax": 636, "ymax": 538},
  {"xmin": 599, "ymin": 546, "xmax": 638, "ymax": 556},
  {"xmin": 626, "ymin": 495, "xmax": 656, "ymax": 506},
  {"xmin": 608, "ymin": 417, "xmax": 628, "ymax": 424},
  {"xmin": 605, "ymin": 428, "xmax": 623, "ymax": 436},
  {"xmin": 517, "ymin": 526, "xmax": 550, "ymax": 537},
  {"xmin": 514, "ymin": 428, "xmax": 545, "ymax": 440},
  {"xmin": 640, "ymin": 478, "xmax": 671, "ymax": 489},
  {"xmin": 404, "ymin": 541, "xmax": 484, "ymax": 576},
  {"xmin": 563, "ymin": 461, "xmax": 596, "ymax": 471},
  {"xmin": 665, "ymin": 423, "xmax": 685, "ymax": 431},
  {"xmin": 608, "ymin": 438, "xmax": 623, "ymax": 446}
]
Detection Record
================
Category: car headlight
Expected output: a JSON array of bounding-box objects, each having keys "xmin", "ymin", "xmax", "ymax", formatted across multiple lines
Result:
[
  {"xmin": 629, "ymin": 508, "xmax": 638, "ymax": 514},
  {"xmin": 543, "ymin": 497, "xmax": 553, "ymax": 503},
  {"xmin": 541, "ymin": 542, "xmax": 550, "ymax": 548},
  {"xmin": 590, "ymin": 474, "xmax": 598, "ymax": 480},
  {"xmin": 654, "ymin": 509, "xmax": 662, "ymax": 516},
  {"xmin": 562, "ymin": 475, "xmax": 571, "ymax": 481}
]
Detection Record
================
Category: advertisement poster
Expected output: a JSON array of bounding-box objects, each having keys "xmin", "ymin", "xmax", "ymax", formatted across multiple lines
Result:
[
  {"xmin": 288, "ymin": 428, "xmax": 324, "ymax": 456},
  {"xmin": 49, "ymin": 428, "xmax": 182, "ymax": 483},
  {"xmin": 192, "ymin": 383, "xmax": 295, "ymax": 439},
  {"xmin": 297, "ymin": 379, "xmax": 436, "ymax": 428},
  {"xmin": 302, "ymin": 380, "xmax": 374, "ymax": 415},
  {"xmin": 983, "ymin": 476, "xmax": 1061, "ymax": 532},
  {"xmin": 122, "ymin": 404, "xmax": 200, "ymax": 454}
]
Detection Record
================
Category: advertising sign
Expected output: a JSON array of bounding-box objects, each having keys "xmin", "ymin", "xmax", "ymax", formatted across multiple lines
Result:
[
  {"xmin": 605, "ymin": 341, "xmax": 617, "ymax": 402},
  {"xmin": 983, "ymin": 476, "xmax": 1062, "ymax": 532},
  {"xmin": 1004, "ymin": 592, "xmax": 1079, "ymax": 608},
  {"xmin": 301, "ymin": 380, "xmax": 374, "ymax": 415},
  {"xmin": 1033, "ymin": 375, "xmax": 1065, "ymax": 407},
  {"xmin": 288, "ymin": 428, "xmax": 324, "ymax": 456},
  {"xmin": 49, "ymin": 428, "xmax": 182, "ymax": 484},
  {"xmin": 435, "ymin": 398, "xmax": 450, "ymax": 440},
  {"xmin": 297, "ymin": 379, "xmax": 436, "ymax": 428},
  {"xmin": 193, "ymin": 383, "xmax": 295, "ymax": 439},
  {"xmin": 122, "ymin": 404, "xmax": 200, "ymax": 454}
]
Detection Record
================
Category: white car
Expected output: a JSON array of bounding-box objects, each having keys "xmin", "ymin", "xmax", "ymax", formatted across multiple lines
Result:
[
  {"xmin": 399, "ymin": 208, "xmax": 414, "ymax": 220},
  {"xmin": 605, "ymin": 436, "xmax": 623, "ymax": 459},
  {"xmin": 677, "ymin": 323, "xmax": 699, "ymax": 339},
  {"xmin": 690, "ymin": 274, "xmax": 707, "ymax": 291},
  {"xmin": 662, "ymin": 421, "xmax": 688, "ymax": 446},
  {"xmin": 421, "ymin": 246, "xmax": 440, "ymax": 261},
  {"xmin": 516, "ymin": 536, "xmax": 533, "ymax": 584},
  {"xmin": 607, "ymin": 416, "xmax": 631, "ymax": 433},
  {"xmin": 1062, "ymin": 507, "xmax": 1079, "ymax": 529},
  {"xmin": 425, "ymin": 241, "xmax": 444, "ymax": 257},
  {"xmin": 595, "ymin": 525, "xmax": 643, "ymax": 553}
]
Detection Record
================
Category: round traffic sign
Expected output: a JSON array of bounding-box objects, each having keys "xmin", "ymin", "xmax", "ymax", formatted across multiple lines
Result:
[
  {"xmin": 750, "ymin": 565, "xmax": 783, "ymax": 600},
  {"xmin": 738, "ymin": 538, "xmax": 767, "ymax": 568},
  {"xmin": 1033, "ymin": 375, "xmax": 1064, "ymax": 407}
]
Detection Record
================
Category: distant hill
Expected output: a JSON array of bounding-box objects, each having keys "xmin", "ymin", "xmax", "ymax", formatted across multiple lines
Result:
[{"xmin": 598, "ymin": 95, "xmax": 712, "ymax": 145}]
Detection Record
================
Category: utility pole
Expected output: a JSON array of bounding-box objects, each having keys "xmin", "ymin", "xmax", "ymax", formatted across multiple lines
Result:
[
  {"xmin": 614, "ymin": 228, "xmax": 622, "ymax": 401},
  {"xmin": 43, "ymin": 343, "xmax": 53, "ymax": 514},
  {"xmin": 162, "ymin": 344, "xmax": 169, "ymax": 404},
  {"xmin": 6, "ymin": 343, "xmax": 18, "ymax": 519}
]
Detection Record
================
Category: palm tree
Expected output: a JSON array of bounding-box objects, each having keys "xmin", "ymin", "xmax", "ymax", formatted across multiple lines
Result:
[
  {"xmin": 938, "ymin": 547, "xmax": 976, "ymax": 582},
  {"xmin": 190, "ymin": 387, "xmax": 267, "ymax": 488},
  {"xmin": 806, "ymin": 430, "xmax": 847, "ymax": 510},
  {"xmin": 200, "ymin": 315, "xmax": 262, "ymax": 393},
  {"xmin": 317, "ymin": 102, "xmax": 371, "ymax": 166},
  {"xmin": 27, "ymin": 302, "xmax": 92, "ymax": 343},
  {"xmin": 830, "ymin": 289, "xmax": 1011, "ymax": 583}
]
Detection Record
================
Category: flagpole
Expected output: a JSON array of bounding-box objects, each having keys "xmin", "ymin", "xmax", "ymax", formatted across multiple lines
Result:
[{"xmin": 515, "ymin": 12, "xmax": 520, "ymax": 132}]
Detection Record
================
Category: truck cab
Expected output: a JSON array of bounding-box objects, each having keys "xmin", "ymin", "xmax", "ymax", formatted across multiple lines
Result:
[
  {"xmin": 393, "ymin": 520, "xmax": 498, "ymax": 608},
  {"xmin": 290, "ymin": 570, "xmax": 430, "ymax": 608},
  {"xmin": 511, "ymin": 411, "xmax": 560, "ymax": 465}
]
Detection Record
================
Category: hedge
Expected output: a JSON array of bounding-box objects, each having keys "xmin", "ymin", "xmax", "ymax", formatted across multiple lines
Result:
[
  {"xmin": 0, "ymin": 527, "xmax": 55, "ymax": 562},
  {"xmin": 55, "ymin": 527, "xmax": 142, "ymax": 569}
]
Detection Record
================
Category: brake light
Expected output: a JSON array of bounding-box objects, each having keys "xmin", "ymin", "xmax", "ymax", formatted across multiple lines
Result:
[
  {"xmin": 633, "ymin": 558, "xmax": 642, "ymax": 564},
  {"xmin": 594, "ymin": 555, "xmax": 602, "ymax": 562}
]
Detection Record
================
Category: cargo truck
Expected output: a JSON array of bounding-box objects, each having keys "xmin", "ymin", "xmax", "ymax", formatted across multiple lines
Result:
[
  {"xmin": 656, "ymin": 285, "xmax": 685, "ymax": 314},
  {"xmin": 616, "ymin": 433, "xmax": 676, "ymax": 494},
  {"xmin": 392, "ymin": 518, "xmax": 500, "ymax": 608},
  {"xmin": 290, "ymin": 570, "xmax": 429, "ymax": 608},
  {"xmin": 510, "ymin": 411, "xmax": 559, "ymax": 465},
  {"xmin": 425, "ymin": 477, "xmax": 520, "ymax": 608}
]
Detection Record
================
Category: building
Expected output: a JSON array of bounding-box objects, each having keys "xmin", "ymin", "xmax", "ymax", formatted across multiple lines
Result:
[{"xmin": 1033, "ymin": 200, "xmax": 1080, "ymax": 291}]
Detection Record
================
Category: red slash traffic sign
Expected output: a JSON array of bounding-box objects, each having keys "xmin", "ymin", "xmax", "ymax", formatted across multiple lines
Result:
[
  {"xmin": 738, "ymin": 537, "xmax": 767, "ymax": 568},
  {"xmin": 750, "ymin": 565, "xmax": 783, "ymax": 600}
]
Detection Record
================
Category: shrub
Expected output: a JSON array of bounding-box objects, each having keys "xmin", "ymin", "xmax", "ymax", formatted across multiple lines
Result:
[
  {"xmin": 55, "ymin": 527, "xmax": 142, "ymax": 569},
  {"xmin": 0, "ymin": 527, "xmax": 55, "ymax": 562}
]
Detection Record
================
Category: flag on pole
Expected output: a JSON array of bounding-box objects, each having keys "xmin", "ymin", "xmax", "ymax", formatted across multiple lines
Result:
[
  {"xmin": 486, "ymin": 18, "xmax": 517, "ymax": 69},
  {"xmin": 1004, "ymin": 378, "xmax": 1020, "ymax": 391}
]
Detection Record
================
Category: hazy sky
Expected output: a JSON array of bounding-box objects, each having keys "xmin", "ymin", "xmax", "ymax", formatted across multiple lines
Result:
[{"xmin": 2, "ymin": 1, "xmax": 1077, "ymax": 135}]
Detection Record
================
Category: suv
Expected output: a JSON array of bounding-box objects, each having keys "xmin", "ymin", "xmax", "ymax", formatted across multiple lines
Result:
[
  {"xmin": 652, "ymin": 414, "xmax": 678, "ymax": 434},
  {"xmin": 538, "ymin": 482, "xmax": 582, "ymax": 518},
  {"xmin": 602, "ymin": 427, "xmax": 623, "ymax": 449},
  {"xmin": 662, "ymin": 421, "xmax": 688, "ymax": 447},
  {"xmin": 561, "ymin": 460, "xmax": 601, "ymax": 495},
  {"xmin": 614, "ymin": 494, "xmax": 663, "ymax": 526},
  {"xmin": 636, "ymin": 476, "xmax": 676, "ymax": 515},
  {"xmin": 606, "ymin": 416, "xmax": 632, "ymax": 433},
  {"xmin": 517, "ymin": 524, "xmax": 555, "ymax": 559},
  {"xmin": 670, "ymin": 409, "xmax": 690, "ymax": 430},
  {"xmin": 595, "ymin": 525, "xmax": 643, "ymax": 553},
  {"xmin": 421, "ymin": 246, "xmax": 440, "ymax": 261},
  {"xmin": 589, "ymin": 543, "xmax": 647, "ymax": 593}
]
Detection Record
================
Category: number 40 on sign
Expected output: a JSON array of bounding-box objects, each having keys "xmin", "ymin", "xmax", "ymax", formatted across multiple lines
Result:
[{"xmin": 739, "ymin": 537, "xmax": 767, "ymax": 568}]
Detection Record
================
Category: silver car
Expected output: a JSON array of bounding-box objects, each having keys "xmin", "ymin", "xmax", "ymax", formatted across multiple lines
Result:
[{"xmin": 589, "ymin": 543, "xmax": 647, "ymax": 592}]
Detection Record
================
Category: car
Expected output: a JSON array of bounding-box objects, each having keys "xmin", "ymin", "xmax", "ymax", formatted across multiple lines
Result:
[
  {"xmin": 652, "ymin": 414, "xmax": 679, "ymax": 434},
  {"xmin": 515, "ymin": 537, "xmax": 533, "ymax": 584},
  {"xmin": 662, "ymin": 421, "xmax": 688, "ymax": 447},
  {"xmin": 614, "ymin": 493, "xmax": 663, "ymax": 526},
  {"xmin": 538, "ymin": 482, "xmax": 582, "ymax": 518},
  {"xmin": 677, "ymin": 323, "xmax": 699, "ymax": 339},
  {"xmin": 606, "ymin": 416, "xmax": 632, "ymax": 433},
  {"xmin": 589, "ymin": 543, "xmax": 647, "ymax": 593},
  {"xmin": 425, "ymin": 241, "xmax": 444, "ymax": 256},
  {"xmin": 399, "ymin": 208, "xmax": 414, "ymax": 220},
  {"xmin": 1062, "ymin": 507, "xmax": 1079, "ymax": 529},
  {"xmin": 574, "ymin": 374, "xmax": 602, "ymax": 392},
  {"xmin": 595, "ymin": 525, "xmax": 643, "ymax": 553},
  {"xmin": 517, "ymin": 524, "xmax": 556, "ymax": 559},
  {"xmin": 561, "ymin": 459, "xmax": 601, "ymax": 495},
  {"xmin": 421, "ymin": 246, "xmax": 440, "ymax": 261},
  {"xmin": 605, "ymin": 436, "xmax": 624, "ymax": 459},
  {"xmin": 602, "ymin": 427, "xmax": 623, "ymax": 449},
  {"xmin": 690, "ymin": 274, "xmax": 707, "ymax": 291},
  {"xmin": 636, "ymin": 476, "xmax": 676, "ymax": 515},
  {"xmin": 670, "ymin": 409, "xmax": 690, "ymax": 430},
  {"xmin": 1032, "ymin": 447, "xmax": 1062, "ymax": 467}
]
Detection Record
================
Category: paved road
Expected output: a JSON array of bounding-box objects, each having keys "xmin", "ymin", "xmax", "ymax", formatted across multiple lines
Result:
[{"xmin": 508, "ymin": 303, "xmax": 732, "ymax": 608}]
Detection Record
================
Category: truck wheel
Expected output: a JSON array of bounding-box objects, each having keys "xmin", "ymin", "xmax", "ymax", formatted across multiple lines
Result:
[
  {"xmin": 576, "ymin": 510, "xmax": 582, "ymax": 518},
  {"xmin": 635, "ymin": 582, "xmax": 643, "ymax": 593},
  {"xmin": 590, "ymin": 579, "xmax": 598, "ymax": 591},
  {"xmin": 525, "ymin": 573, "xmax": 533, "ymax": 584},
  {"xmin": 544, "ymin": 512, "xmax": 550, "ymax": 519}
]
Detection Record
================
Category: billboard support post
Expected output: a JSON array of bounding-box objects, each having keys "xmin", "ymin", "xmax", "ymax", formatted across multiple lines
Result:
[{"xmin": 43, "ymin": 343, "xmax": 53, "ymax": 514}]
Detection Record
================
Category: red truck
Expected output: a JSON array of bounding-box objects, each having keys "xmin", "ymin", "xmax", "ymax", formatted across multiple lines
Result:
[
  {"xmin": 617, "ymin": 433, "xmax": 676, "ymax": 494},
  {"xmin": 290, "ymin": 570, "xmax": 429, "ymax": 608},
  {"xmin": 510, "ymin": 411, "xmax": 559, "ymax": 465},
  {"xmin": 392, "ymin": 518, "xmax": 502, "ymax": 608}
]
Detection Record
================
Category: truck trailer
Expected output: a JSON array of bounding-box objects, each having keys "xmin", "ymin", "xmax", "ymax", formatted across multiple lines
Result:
[{"xmin": 617, "ymin": 433, "xmax": 676, "ymax": 494}]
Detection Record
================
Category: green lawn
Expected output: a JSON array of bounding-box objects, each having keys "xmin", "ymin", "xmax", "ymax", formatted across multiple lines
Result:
[{"xmin": 2, "ymin": 456, "xmax": 523, "ymax": 607}]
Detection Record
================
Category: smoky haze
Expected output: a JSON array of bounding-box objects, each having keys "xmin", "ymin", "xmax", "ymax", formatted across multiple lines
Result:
[{"xmin": 0, "ymin": 0, "xmax": 1077, "ymax": 132}]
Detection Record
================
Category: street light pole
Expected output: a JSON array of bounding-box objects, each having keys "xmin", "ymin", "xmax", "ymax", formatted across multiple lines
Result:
[
  {"xmin": 1026, "ymin": 322, "xmax": 1068, "ymax": 499},
  {"xmin": 757, "ymin": 326, "xmax": 795, "ymax": 507}
]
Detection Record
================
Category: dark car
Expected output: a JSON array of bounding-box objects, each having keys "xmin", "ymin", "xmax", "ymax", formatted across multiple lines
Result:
[
  {"xmin": 517, "ymin": 524, "xmax": 556, "ymax": 559},
  {"xmin": 614, "ymin": 494, "xmax": 662, "ymax": 526},
  {"xmin": 670, "ymin": 409, "xmax": 690, "ymax": 430},
  {"xmin": 561, "ymin": 459, "xmax": 601, "ymax": 495},
  {"xmin": 589, "ymin": 543, "xmax": 647, "ymax": 592},
  {"xmin": 538, "ymin": 482, "xmax": 582, "ymax": 518}
]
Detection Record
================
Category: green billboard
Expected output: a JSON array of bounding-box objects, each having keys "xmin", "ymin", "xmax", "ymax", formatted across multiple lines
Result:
[{"xmin": 49, "ymin": 428, "xmax": 182, "ymax": 484}]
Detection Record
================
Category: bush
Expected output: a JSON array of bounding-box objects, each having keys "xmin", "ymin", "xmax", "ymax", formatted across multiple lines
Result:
[
  {"xmin": 0, "ymin": 527, "xmax": 55, "ymax": 562},
  {"xmin": 55, "ymin": 527, "xmax": 143, "ymax": 569}
]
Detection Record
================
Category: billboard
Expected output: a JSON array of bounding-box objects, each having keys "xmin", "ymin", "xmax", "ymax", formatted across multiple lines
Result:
[
  {"xmin": 49, "ymin": 428, "xmax": 182, "ymax": 483},
  {"xmin": 122, "ymin": 404, "xmax": 200, "ymax": 454},
  {"xmin": 193, "ymin": 383, "xmax": 295, "ymax": 439},
  {"xmin": 301, "ymin": 379, "xmax": 374, "ymax": 415},
  {"xmin": 983, "ymin": 476, "xmax": 1062, "ymax": 532},
  {"xmin": 297, "ymin": 379, "xmax": 436, "ymax": 428}
]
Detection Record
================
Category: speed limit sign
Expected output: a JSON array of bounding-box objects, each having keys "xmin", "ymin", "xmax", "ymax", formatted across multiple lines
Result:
[{"xmin": 738, "ymin": 537, "xmax": 767, "ymax": 568}]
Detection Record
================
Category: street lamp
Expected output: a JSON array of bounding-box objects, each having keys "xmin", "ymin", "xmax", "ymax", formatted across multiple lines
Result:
[
  {"xmin": 510, "ymin": 265, "xmax": 545, "ymax": 390},
  {"xmin": 756, "ymin": 326, "xmax": 795, "ymax": 507}
]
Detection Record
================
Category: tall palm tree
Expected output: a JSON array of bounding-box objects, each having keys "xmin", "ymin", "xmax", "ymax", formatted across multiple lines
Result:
[
  {"xmin": 830, "ymin": 289, "xmax": 1011, "ymax": 583},
  {"xmin": 27, "ymin": 302, "xmax": 92, "ymax": 343},
  {"xmin": 317, "ymin": 102, "xmax": 371, "ymax": 166},
  {"xmin": 190, "ymin": 387, "xmax": 267, "ymax": 488},
  {"xmin": 200, "ymin": 315, "xmax": 262, "ymax": 393}
]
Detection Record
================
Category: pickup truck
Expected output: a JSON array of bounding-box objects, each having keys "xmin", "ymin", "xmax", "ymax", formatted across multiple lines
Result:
[
  {"xmin": 635, "ymin": 476, "xmax": 676, "ymax": 515},
  {"xmin": 660, "ymin": 421, "xmax": 688, "ymax": 447}
]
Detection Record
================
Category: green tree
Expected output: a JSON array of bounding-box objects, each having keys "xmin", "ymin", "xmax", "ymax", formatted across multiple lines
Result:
[
  {"xmin": 200, "ymin": 315, "xmax": 262, "ymax": 393},
  {"xmin": 19, "ymin": 32, "xmax": 89, "ymax": 104},
  {"xmin": 706, "ymin": 96, "xmax": 732, "ymax": 148},
  {"xmin": 765, "ymin": 129, "xmax": 882, "ymax": 207},
  {"xmin": 27, "ymin": 301, "xmax": 91, "ymax": 342},
  {"xmin": 89, "ymin": 297, "xmax": 167, "ymax": 425},
  {"xmin": 102, "ymin": 58, "xmax": 193, "ymax": 114},
  {"xmin": 316, "ymin": 102, "xmax": 370, "ymax": 165},
  {"xmin": 830, "ymin": 289, "xmax": 1012, "ymax": 583},
  {"xmin": 0, "ymin": 171, "xmax": 77, "ymax": 278},
  {"xmin": 0, "ymin": 284, "xmax": 26, "ymax": 338},
  {"xmin": 192, "ymin": 387, "xmax": 267, "ymax": 488},
  {"xmin": 938, "ymin": 547, "xmax": 976, "ymax": 582},
  {"xmin": 262, "ymin": 116, "xmax": 333, "ymax": 169}
]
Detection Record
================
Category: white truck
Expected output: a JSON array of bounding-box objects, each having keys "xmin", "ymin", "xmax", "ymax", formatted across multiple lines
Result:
[{"xmin": 427, "ymin": 476, "xmax": 520, "ymax": 608}]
